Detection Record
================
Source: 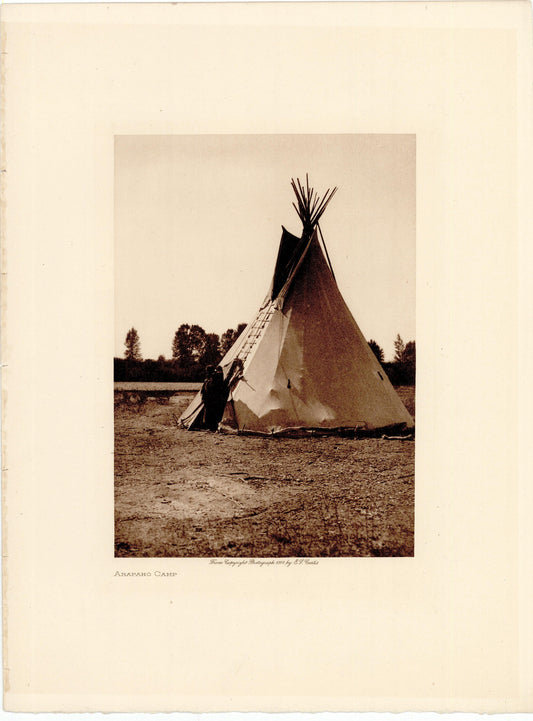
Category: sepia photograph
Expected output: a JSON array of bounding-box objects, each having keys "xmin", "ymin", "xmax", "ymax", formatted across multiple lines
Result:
[
  {"xmin": 4, "ymin": 0, "xmax": 531, "ymax": 711},
  {"xmin": 114, "ymin": 134, "xmax": 416, "ymax": 558}
]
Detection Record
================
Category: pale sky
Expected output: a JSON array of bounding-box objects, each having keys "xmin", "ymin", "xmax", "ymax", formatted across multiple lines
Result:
[{"xmin": 115, "ymin": 134, "xmax": 415, "ymax": 362}]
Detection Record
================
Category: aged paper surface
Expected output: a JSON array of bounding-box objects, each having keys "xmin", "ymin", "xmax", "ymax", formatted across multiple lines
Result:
[{"xmin": 2, "ymin": 1, "xmax": 532, "ymax": 712}]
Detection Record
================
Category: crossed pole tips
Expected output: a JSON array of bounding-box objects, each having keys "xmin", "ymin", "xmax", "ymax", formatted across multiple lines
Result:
[{"xmin": 290, "ymin": 174, "xmax": 338, "ymax": 230}]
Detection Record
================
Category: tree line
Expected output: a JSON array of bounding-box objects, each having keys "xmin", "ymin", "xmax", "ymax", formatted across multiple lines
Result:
[
  {"xmin": 368, "ymin": 335, "xmax": 416, "ymax": 385},
  {"xmin": 115, "ymin": 323, "xmax": 247, "ymax": 383},
  {"xmin": 115, "ymin": 326, "xmax": 415, "ymax": 385}
]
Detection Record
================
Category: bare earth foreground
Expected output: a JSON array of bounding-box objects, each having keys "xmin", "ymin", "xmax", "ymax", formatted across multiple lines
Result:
[{"xmin": 115, "ymin": 388, "xmax": 415, "ymax": 558}]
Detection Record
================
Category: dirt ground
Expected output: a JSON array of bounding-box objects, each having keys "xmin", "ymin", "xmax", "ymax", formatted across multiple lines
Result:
[{"xmin": 115, "ymin": 387, "xmax": 415, "ymax": 558}]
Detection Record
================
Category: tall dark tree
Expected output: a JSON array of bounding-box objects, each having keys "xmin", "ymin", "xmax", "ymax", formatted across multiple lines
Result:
[
  {"xmin": 188, "ymin": 325, "xmax": 207, "ymax": 362},
  {"xmin": 124, "ymin": 327, "xmax": 142, "ymax": 361},
  {"xmin": 368, "ymin": 339, "xmax": 384, "ymax": 364},
  {"xmin": 172, "ymin": 324, "xmax": 207, "ymax": 367},
  {"xmin": 201, "ymin": 333, "xmax": 221, "ymax": 369},
  {"xmin": 171, "ymin": 324, "xmax": 188, "ymax": 362},
  {"xmin": 219, "ymin": 323, "xmax": 247, "ymax": 357},
  {"xmin": 402, "ymin": 340, "xmax": 416, "ymax": 383},
  {"xmin": 403, "ymin": 340, "xmax": 416, "ymax": 366},
  {"xmin": 220, "ymin": 327, "xmax": 236, "ymax": 357},
  {"xmin": 393, "ymin": 334, "xmax": 406, "ymax": 364},
  {"xmin": 388, "ymin": 336, "xmax": 416, "ymax": 385}
]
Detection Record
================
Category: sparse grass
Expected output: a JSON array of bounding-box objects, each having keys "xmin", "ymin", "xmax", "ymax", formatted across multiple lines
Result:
[{"xmin": 115, "ymin": 388, "xmax": 415, "ymax": 557}]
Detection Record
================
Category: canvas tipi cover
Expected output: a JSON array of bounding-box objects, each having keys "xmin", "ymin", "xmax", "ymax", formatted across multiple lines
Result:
[{"xmin": 179, "ymin": 180, "xmax": 414, "ymax": 436}]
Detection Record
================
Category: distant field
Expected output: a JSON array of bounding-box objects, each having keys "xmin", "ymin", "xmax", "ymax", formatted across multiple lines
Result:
[
  {"xmin": 114, "ymin": 382, "xmax": 201, "ymax": 392},
  {"xmin": 114, "ymin": 387, "xmax": 415, "ymax": 558}
]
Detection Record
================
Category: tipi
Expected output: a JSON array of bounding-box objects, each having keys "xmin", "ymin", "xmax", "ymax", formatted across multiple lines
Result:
[{"xmin": 180, "ymin": 178, "xmax": 414, "ymax": 436}]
